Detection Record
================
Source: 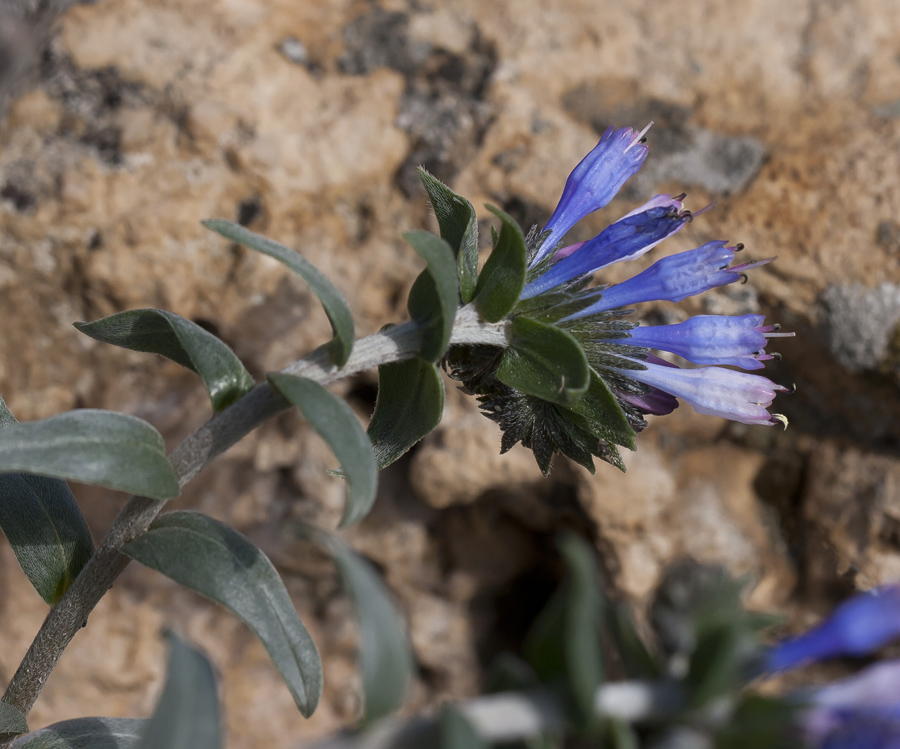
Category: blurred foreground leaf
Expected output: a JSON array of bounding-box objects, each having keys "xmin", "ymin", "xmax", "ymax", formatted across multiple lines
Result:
[
  {"xmin": 12, "ymin": 718, "xmax": 144, "ymax": 748},
  {"xmin": 140, "ymin": 634, "xmax": 220, "ymax": 749}
]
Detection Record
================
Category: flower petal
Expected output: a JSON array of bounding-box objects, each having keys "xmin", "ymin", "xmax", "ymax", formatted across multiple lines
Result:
[
  {"xmin": 533, "ymin": 125, "xmax": 649, "ymax": 263},
  {"xmin": 626, "ymin": 314, "xmax": 772, "ymax": 370},
  {"xmin": 611, "ymin": 360, "xmax": 788, "ymax": 425},
  {"xmin": 767, "ymin": 586, "xmax": 900, "ymax": 673},
  {"xmin": 522, "ymin": 204, "xmax": 690, "ymax": 299}
]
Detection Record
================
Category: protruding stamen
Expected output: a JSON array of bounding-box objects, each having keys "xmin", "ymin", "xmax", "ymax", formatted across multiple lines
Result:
[
  {"xmin": 692, "ymin": 202, "xmax": 716, "ymax": 218},
  {"xmin": 764, "ymin": 332, "xmax": 796, "ymax": 338},
  {"xmin": 771, "ymin": 414, "xmax": 789, "ymax": 430},
  {"xmin": 740, "ymin": 273, "xmax": 749, "ymax": 284},
  {"xmin": 674, "ymin": 192, "xmax": 687, "ymax": 202},
  {"xmin": 771, "ymin": 352, "xmax": 782, "ymax": 361},
  {"xmin": 731, "ymin": 256, "xmax": 777, "ymax": 272},
  {"xmin": 625, "ymin": 121, "xmax": 654, "ymax": 152}
]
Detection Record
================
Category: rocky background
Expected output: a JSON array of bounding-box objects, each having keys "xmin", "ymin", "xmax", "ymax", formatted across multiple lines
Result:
[{"xmin": 0, "ymin": 0, "xmax": 899, "ymax": 745}]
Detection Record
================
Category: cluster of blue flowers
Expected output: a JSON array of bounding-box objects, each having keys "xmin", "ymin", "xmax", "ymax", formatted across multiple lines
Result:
[
  {"xmin": 524, "ymin": 123, "xmax": 793, "ymax": 429},
  {"xmin": 767, "ymin": 586, "xmax": 900, "ymax": 748}
]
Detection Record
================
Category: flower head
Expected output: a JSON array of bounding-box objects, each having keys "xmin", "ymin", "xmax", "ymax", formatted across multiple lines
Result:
[{"xmin": 444, "ymin": 122, "xmax": 792, "ymax": 473}]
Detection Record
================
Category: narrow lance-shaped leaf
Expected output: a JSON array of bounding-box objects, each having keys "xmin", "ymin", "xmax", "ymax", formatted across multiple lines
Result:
[
  {"xmin": 11, "ymin": 718, "xmax": 145, "ymax": 749},
  {"xmin": 524, "ymin": 533, "xmax": 604, "ymax": 729},
  {"xmin": 498, "ymin": 316, "xmax": 590, "ymax": 406},
  {"xmin": 439, "ymin": 706, "xmax": 488, "ymax": 749},
  {"xmin": 74, "ymin": 310, "xmax": 254, "ymax": 413},
  {"xmin": 417, "ymin": 168, "xmax": 479, "ymax": 303},
  {"xmin": 0, "ymin": 410, "xmax": 179, "ymax": 501},
  {"xmin": 473, "ymin": 205, "xmax": 527, "ymax": 323},
  {"xmin": 404, "ymin": 231, "xmax": 460, "ymax": 362},
  {"xmin": 267, "ymin": 374, "xmax": 377, "ymax": 528},
  {"xmin": 202, "ymin": 219, "xmax": 354, "ymax": 367},
  {"xmin": 0, "ymin": 397, "xmax": 95, "ymax": 605},
  {"xmin": 140, "ymin": 634, "xmax": 220, "ymax": 749},
  {"xmin": 121, "ymin": 511, "xmax": 322, "ymax": 717},
  {"xmin": 311, "ymin": 530, "xmax": 413, "ymax": 724},
  {"xmin": 367, "ymin": 359, "xmax": 445, "ymax": 469},
  {"xmin": 0, "ymin": 703, "xmax": 28, "ymax": 737}
]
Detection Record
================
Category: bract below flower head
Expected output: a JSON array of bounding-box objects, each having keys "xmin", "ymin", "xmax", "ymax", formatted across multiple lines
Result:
[{"xmin": 534, "ymin": 124, "xmax": 650, "ymax": 264}]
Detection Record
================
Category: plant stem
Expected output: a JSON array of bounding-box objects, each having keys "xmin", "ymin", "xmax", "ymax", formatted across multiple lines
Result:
[{"xmin": 0, "ymin": 306, "xmax": 508, "ymax": 725}]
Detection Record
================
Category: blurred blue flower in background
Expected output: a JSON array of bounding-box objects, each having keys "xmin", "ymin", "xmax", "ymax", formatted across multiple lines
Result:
[{"xmin": 765, "ymin": 586, "xmax": 900, "ymax": 748}]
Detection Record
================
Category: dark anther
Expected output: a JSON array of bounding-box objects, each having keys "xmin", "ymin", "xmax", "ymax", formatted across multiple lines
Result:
[
  {"xmin": 786, "ymin": 382, "xmax": 798, "ymax": 394},
  {"xmin": 772, "ymin": 323, "xmax": 781, "ymax": 331},
  {"xmin": 740, "ymin": 273, "xmax": 749, "ymax": 284},
  {"xmin": 772, "ymin": 352, "xmax": 782, "ymax": 361},
  {"xmin": 674, "ymin": 193, "xmax": 687, "ymax": 201},
  {"xmin": 735, "ymin": 242, "xmax": 745, "ymax": 252},
  {"xmin": 640, "ymin": 137, "xmax": 648, "ymax": 143}
]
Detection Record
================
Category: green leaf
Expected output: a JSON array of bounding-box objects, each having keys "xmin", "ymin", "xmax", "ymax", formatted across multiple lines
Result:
[
  {"xmin": 0, "ymin": 398, "xmax": 95, "ymax": 605},
  {"xmin": 497, "ymin": 317, "xmax": 590, "ymax": 406},
  {"xmin": 0, "ymin": 410, "xmax": 179, "ymax": 501},
  {"xmin": 569, "ymin": 370, "xmax": 636, "ymax": 451},
  {"xmin": 317, "ymin": 533, "xmax": 413, "ymax": 724},
  {"xmin": 74, "ymin": 310, "xmax": 254, "ymax": 413},
  {"xmin": 11, "ymin": 718, "xmax": 144, "ymax": 748},
  {"xmin": 121, "ymin": 511, "xmax": 322, "ymax": 717},
  {"xmin": 367, "ymin": 359, "xmax": 445, "ymax": 469},
  {"xmin": 202, "ymin": 219, "xmax": 354, "ymax": 367},
  {"xmin": 404, "ymin": 231, "xmax": 460, "ymax": 362},
  {"xmin": 0, "ymin": 703, "xmax": 28, "ymax": 737},
  {"xmin": 439, "ymin": 706, "xmax": 487, "ymax": 749},
  {"xmin": 417, "ymin": 168, "xmax": 479, "ymax": 303},
  {"xmin": 473, "ymin": 205, "xmax": 527, "ymax": 322},
  {"xmin": 140, "ymin": 634, "xmax": 220, "ymax": 749},
  {"xmin": 524, "ymin": 533, "xmax": 603, "ymax": 728},
  {"xmin": 267, "ymin": 374, "xmax": 377, "ymax": 527}
]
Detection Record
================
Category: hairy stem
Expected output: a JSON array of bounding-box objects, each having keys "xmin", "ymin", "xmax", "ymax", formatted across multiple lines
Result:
[{"xmin": 0, "ymin": 305, "xmax": 508, "ymax": 723}]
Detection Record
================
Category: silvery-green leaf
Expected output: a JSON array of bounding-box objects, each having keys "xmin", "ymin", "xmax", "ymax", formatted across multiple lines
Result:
[
  {"xmin": 202, "ymin": 220, "xmax": 354, "ymax": 367},
  {"xmin": 312, "ymin": 532, "xmax": 413, "ymax": 724},
  {"xmin": 74, "ymin": 310, "xmax": 254, "ymax": 412},
  {"xmin": 417, "ymin": 168, "xmax": 479, "ymax": 303},
  {"xmin": 267, "ymin": 374, "xmax": 377, "ymax": 527},
  {"xmin": 473, "ymin": 205, "xmax": 527, "ymax": 323},
  {"xmin": 0, "ymin": 397, "xmax": 94, "ymax": 605},
  {"xmin": 404, "ymin": 231, "xmax": 460, "ymax": 362},
  {"xmin": 367, "ymin": 359, "xmax": 444, "ymax": 469},
  {"xmin": 121, "ymin": 511, "xmax": 322, "ymax": 717},
  {"xmin": 0, "ymin": 410, "xmax": 179, "ymax": 501},
  {"xmin": 439, "ymin": 706, "xmax": 487, "ymax": 749},
  {"xmin": 0, "ymin": 703, "xmax": 28, "ymax": 737},
  {"xmin": 140, "ymin": 635, "xmax": 220, "ymax": 749},
  {"xmin": 11, "ymin": 717, "xmax": 144, "ymax": 748}
]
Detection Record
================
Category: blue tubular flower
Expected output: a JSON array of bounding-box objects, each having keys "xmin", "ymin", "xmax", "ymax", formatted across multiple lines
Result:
[
  {"xmin": 610, "ymin": 358, "xmax": 789, "ymax": 426},
  {"xmin": 767, "ymin": 586, "xmax": 900, "ymax": 673},
  {"xmin": 533, "ymin": 125, "xmax": 650, "ymax": 263},
  {"xmin": 801, "ymin": 661, "xmax": 900, "ymax": 749},
  {"xmin": 521, "ymin": 199, "xmax": 691, "ymax": 299},
  {"xmin": 626, "ymin": 314, "xmax": 787, "ymax": 370}
]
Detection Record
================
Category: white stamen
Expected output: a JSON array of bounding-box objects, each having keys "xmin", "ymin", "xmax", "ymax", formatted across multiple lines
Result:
[
  {"xmin": 764, "ymin": 332, "xmax": 796, "ymax": 338},
  {"xmin": 624, "ymin": 121, "xmax": 654, "ymax": 153}
]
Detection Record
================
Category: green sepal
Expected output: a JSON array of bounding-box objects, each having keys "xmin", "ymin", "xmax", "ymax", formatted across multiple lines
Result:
[
  {"xmin": 121, "ymin": 511, "xmax": 322, "ymax": 717},
  {"xmin": 75, "ymin": 309, "xmax": 254, "ymax": 413},
  {"xmin": 404, "ymin": 231, "xmax": 460, "ymax": 361},
  {"xmin": 473, "ymin": 205, "xmax": 527, "ymax": 323},
  {"xmin": 366, "ymin": 359, "xmax": 445, "ymax": 469},
  {"xmin": 568, "ymin": 370, "xmax": 636, "ymax": 452},
  {"xmin": 267, "ymin": 374, "xmax": 377, "ymax": 528},
  {"xmin": 497, "ymin": 317, "xmax": 590, "ymax": 406},
  {"xmin": 417, "ymin": 168, "xmax": 479, "ymax": 303},
  {"xmin": 524, "ymin": 533, "xmax": 604, "ymax": 730},
  {"xmin": 202, "ymin": 219, "xmax": 354, "ymax": 367}
]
